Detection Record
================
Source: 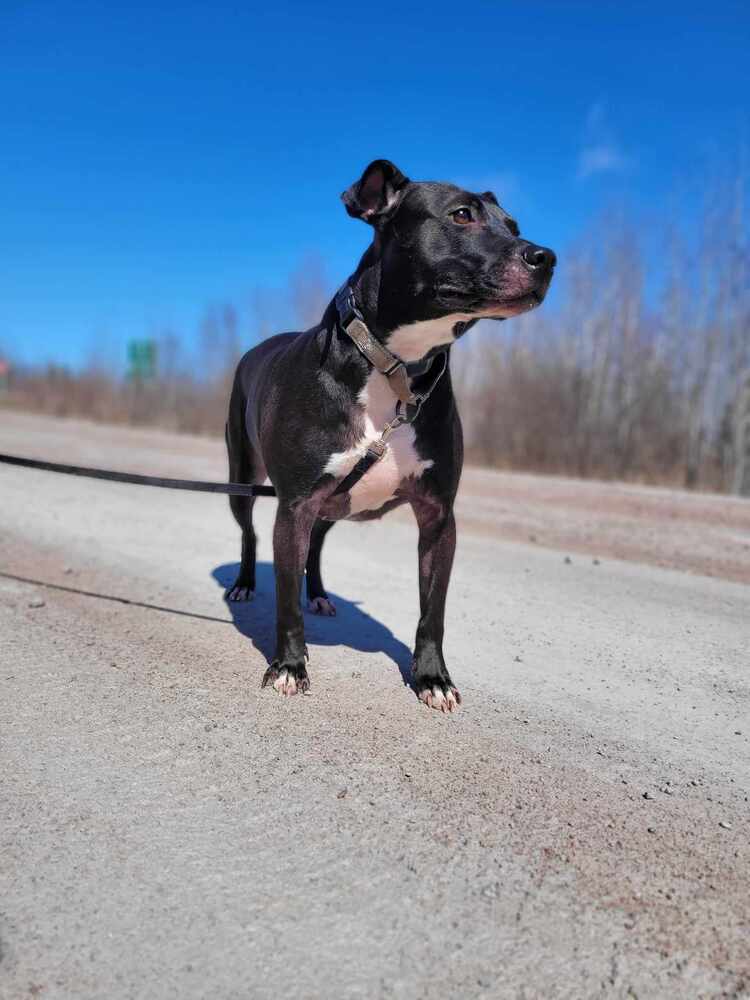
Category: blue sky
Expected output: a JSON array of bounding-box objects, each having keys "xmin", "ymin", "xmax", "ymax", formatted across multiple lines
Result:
[{"xmin": 2, "ymin": 0, "xmax": 748, "ymax": 368}]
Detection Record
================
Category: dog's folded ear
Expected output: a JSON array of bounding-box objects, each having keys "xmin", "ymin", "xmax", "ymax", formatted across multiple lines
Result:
[{"xmin": 341, "ymin": 160, "xmax": 410, "ymax": 224}]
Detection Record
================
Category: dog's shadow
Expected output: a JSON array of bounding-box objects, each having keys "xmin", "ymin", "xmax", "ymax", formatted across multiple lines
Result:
[{"xmin": 212, "ymin": 561, "xmax": 413, "ymax": 688}]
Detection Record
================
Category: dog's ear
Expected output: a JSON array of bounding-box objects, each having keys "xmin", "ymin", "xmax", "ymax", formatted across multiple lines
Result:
[{"xmin": 341, "ymin": 160, "xmax": 410, "ymax": 224}]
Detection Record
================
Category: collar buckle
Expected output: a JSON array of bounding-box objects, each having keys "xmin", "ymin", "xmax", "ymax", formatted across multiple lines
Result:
[{"xmin": 334, "ymin": 284, "xmax": 362, "ymax": 329}]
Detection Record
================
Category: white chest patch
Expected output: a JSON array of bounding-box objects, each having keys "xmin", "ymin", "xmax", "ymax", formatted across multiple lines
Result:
[
  {"xmin": 324, "ymin": 369, "xmax": 434, "ymax": 514},
  {"xmin": 386, "ymin": 313, "xmax": 471, "ymax": 361}
]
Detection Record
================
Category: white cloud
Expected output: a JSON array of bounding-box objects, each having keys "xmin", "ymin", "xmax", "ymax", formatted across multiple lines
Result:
[
  {"xmin": 578, "ymin": 144, "xmax": 629, "ymax": 179},
  {"xmin": 577, "ymin": 101, "xmax": 632, "ymax": 179}
]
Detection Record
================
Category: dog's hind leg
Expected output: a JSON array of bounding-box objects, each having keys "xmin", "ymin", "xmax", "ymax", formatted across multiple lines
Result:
[
  {"xmin": 305, "ymin": 518, "xmax": 336, "ymax": 616},
  {"xmin": 227, "ymin": 490, "xmax": 257, "ymax": 601},
  {"xmin": 225, "ymin": 421, "xmax": 265, "ymax": 603}
]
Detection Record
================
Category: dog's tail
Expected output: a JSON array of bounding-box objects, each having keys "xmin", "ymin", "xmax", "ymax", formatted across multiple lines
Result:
[{"xmin": 225, "ymin": 363, "xmax": 253, "ymax": 483}]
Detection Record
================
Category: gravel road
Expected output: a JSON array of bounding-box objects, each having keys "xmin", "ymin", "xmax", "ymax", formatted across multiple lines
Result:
[{"xmin": 1, "ymin": 411, "xmax": 749, "ymax": 999}]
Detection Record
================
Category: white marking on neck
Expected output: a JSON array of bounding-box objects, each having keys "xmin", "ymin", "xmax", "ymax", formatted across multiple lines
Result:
[
  {"xmin": 324, "ymin": 369, "xmax": 433, "ymax": 514},
  {"xmin": 385, "ymin": 313, "xmax": 470, "ymax": 362}
]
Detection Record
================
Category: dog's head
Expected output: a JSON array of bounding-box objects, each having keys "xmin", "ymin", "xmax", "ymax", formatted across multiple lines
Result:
[{"xmin": 342, "ymin": 159, "xmax": 555, "ymax": 326}]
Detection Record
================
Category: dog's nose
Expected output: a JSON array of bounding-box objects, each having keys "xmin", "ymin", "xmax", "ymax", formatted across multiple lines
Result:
[{"xmin": 521, "ymin": 244, "xmax": 556, "ymax": 271}]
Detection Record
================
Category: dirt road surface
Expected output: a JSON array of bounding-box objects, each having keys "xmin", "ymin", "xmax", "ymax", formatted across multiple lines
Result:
[{"xmin": 2, "ymin": 411, "xmax": 749, "ymax": 999}]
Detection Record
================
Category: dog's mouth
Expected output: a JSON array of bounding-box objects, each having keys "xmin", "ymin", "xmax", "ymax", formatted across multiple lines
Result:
[
  {"xmin": 480, "ymin": 290, "xmax": 544, "ymax": 318},
  {"xmin": 435, "ymin": 284, "xmax": 545, "ymax": 317}
]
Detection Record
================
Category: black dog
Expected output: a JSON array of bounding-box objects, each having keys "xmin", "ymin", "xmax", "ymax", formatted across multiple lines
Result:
[{"xmin": 225, "ymin": 160, "xmax": 554, "ymax": 711}]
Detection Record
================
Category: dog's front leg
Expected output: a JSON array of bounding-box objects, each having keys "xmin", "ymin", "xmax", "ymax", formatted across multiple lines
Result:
[
  {"xmin": 262, "ymin": 501, "xmax": 318, "ymax": 696},
  {"xmin": 411, "ymin": 498, "xmax": 461, "ymax": 713}
]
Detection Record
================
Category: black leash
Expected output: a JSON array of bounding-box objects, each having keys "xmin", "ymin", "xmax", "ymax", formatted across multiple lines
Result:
[{"xmin": 0, "ymin": 452, "xmax": 276, "ymax": 497}]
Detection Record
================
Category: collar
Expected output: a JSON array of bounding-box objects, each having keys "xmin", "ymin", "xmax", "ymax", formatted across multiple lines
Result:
[
  {"xmin": 334, "ymin": 283, "xmax": 417, "ymax": 406},
  {"xmin": 334, "ymin": 283, "xmax": 449, "ymax": 424}
]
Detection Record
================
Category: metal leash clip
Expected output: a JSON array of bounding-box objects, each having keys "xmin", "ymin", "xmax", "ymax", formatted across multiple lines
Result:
[
  {"xmin": 380, "ymin": 410, "xmax": 409, "ymax": 441},
  {"xmin": 364, "ymin": 408, "xmax": 410, "ymax": 464}
]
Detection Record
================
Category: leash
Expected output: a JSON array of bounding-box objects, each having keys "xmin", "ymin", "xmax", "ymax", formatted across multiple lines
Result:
[
  {"xmin": 1, "ymin": 287, "xmax": 446, "ymax": 502},
  {"xmin": 0, "ymin": 452, "xmax": 276, "ymax": 497}
]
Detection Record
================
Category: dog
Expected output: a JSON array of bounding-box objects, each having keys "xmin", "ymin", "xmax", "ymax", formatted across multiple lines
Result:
[{"xmin": 225, "ymin": 159, "xmax": 555, "ymax": 711}]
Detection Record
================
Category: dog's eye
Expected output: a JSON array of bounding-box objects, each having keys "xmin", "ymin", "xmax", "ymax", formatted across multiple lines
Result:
[{"xmin": 451, "ymin": 207, "xmax": 474, "ymax": 225}]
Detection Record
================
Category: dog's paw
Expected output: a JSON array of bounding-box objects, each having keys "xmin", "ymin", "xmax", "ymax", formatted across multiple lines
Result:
[
  {"xmin": 415, "ymin": 679, "xmax": 462, "ymax": 713},
  {"xmin": 226, "ymin": 585, "xmax": 254, "ymax": 602},
  {"xmin": 307, "ymin": 596, "xmax": 336, "ymax": 617},
  {"xmin": 261, "ymin": 661, "xmax": 310, "ymax": 697}
]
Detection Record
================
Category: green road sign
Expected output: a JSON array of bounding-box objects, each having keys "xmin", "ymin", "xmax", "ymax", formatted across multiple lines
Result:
[{"xmin": 127, "ymin": 340, "xmax": 157, "ymax": 381}]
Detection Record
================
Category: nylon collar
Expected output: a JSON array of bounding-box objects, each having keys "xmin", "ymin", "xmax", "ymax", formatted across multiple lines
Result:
[
  {"xmin": 334, "ymin": 283, "xmax": 417, "ymax": 406},
  {"xmin": 334, "ymin": 282, "xmax": 449, "ymax": 421}
]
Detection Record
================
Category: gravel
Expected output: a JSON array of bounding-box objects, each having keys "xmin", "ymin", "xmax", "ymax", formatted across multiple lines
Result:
[{"xmin": 2, "ymin": 411, "xmax": 749, "ymax": 1000}]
